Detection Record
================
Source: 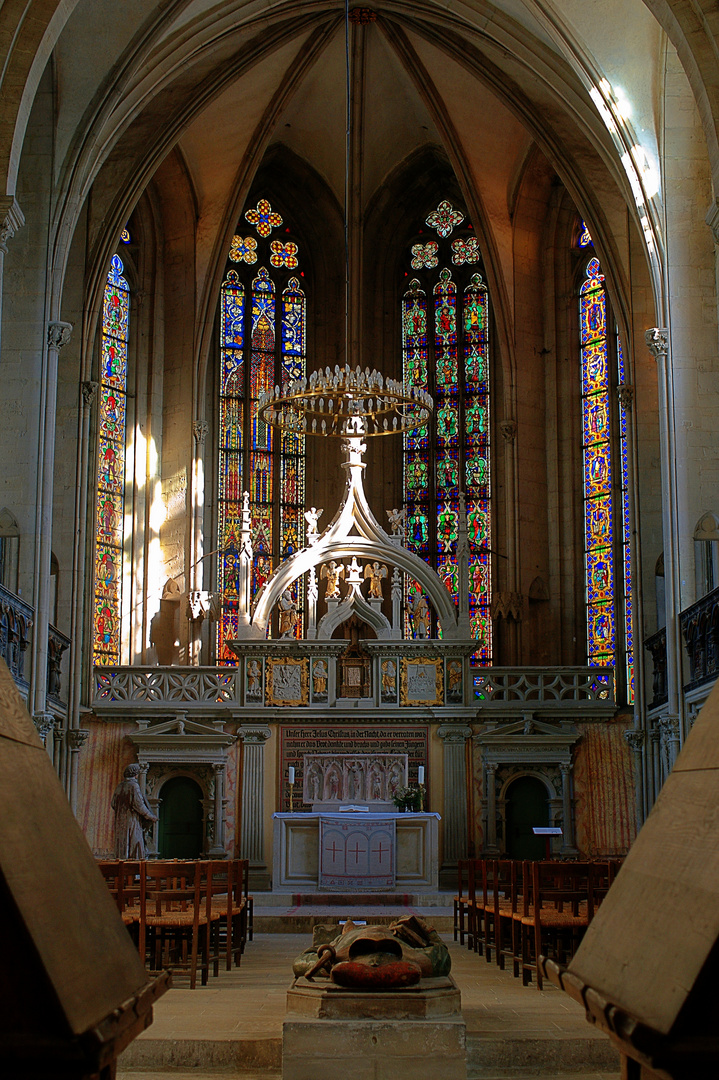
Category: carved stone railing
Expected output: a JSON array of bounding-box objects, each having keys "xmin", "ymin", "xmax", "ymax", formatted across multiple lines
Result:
[
  {"xmin": 93, "ymin": 666, "xmax": 240, "ymax": 712},
  {"xmin": 471, "ymin": 667, "xmax": 615, "ymax": 708},
  {"xmin": 0, "ymin": 583, "xmax": 33, "ymax": 696},
  {"xmin": 680, "ymin": 587, "xmax": 719, "ymax": 693},
  {"xmin": 644, "ymin": 627, "xmax": 668, "ymax": 709},
  {"xmin": 47, "ymin": 624, "xmax": 71, "ymax": 705},
  {"xmin": 92, "ymin": 663, "xmax": 617, "ymax": 716}
]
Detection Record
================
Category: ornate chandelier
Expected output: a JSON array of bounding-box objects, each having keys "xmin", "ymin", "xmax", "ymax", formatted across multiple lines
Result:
[{"xmin": 257, "ymin": 364, "xmax": 433, "ymax": 437}]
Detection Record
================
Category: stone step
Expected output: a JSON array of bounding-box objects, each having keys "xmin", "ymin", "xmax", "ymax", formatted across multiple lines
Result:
[
  {"xmin": 118, "ymin": 1033, "xmax": 619, "ymax": 1078},
  {"xmin": 252, "ymin": 891, "xmax": 454, "ymax": 907},
  {"xmin": 253, "ymin": 907, "xmax": 453, "ymax": 934},
  {"xmin": 118, "ymin": 1072, "xmax": 616, "ymax": 1080}
]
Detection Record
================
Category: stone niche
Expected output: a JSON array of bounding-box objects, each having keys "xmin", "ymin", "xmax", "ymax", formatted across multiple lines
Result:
[{"xmin": 303, "ymin": 753, "xmax": 407, "ymax": 811}]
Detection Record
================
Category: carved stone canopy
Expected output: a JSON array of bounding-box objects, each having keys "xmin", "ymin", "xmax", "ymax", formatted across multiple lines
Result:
[
  {"xmin": 130, "ymin": 714, "xmax": 236, "ymax": 766},
  {"xmin": 474, "ymin": 715, "xmax": 579, "ymax": 767}
]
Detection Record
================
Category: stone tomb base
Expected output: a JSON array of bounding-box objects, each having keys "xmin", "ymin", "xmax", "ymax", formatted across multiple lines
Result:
[{"xmin": 283, "ymin": 976, "xmax": 466, "ymax": 1080}]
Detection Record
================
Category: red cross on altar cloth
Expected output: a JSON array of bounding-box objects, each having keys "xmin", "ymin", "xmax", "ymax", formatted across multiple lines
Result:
[{"xmin": 319, "ymin": 816, "xmax": 396, "ymax": 890}]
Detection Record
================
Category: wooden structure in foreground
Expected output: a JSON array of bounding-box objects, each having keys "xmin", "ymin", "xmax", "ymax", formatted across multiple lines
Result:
[
  {"xmin": 541, "ymin": 680, "xmax": 719, "ymax": 1079},
  {"xmin": 0, "ymin": 659, "xmax": 169, "ymax": 1078}
]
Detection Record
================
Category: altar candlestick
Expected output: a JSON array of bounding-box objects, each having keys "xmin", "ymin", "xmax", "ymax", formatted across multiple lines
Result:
[
  {"xmin": 288, "ymin": 766, "xmax": 295, "ymax": 784},
  {"xmin": 417, "ymin": 766, "xmax": 425, "ymax": 785},
  {"xmin": 289, "ymin": 766, "xmax": 295, "ymax": 812}
]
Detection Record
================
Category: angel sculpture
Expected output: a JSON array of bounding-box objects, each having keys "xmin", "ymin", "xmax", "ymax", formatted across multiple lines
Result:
[
  {"xmin": 387, "ymin": 508, "xmax": 406, "ymax": 535},
  {"xmin": 304, "ymin": 506, "xmax": 323, "ymax": 544},
  {"xmin": 320, "ymin": 560, "xmax": 345, "ymax": 599},
  {"xmin": 364, "ymin": 560, "xmax": 388, "ymax": 599}
]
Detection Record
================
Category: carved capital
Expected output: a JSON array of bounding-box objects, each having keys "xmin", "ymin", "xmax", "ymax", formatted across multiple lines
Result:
[
  {"xmin": 617, "ymin": 383, "xmax": 634, "ymax": 411},
  {"xmin": 239, "ymin": 724, "xmax": 271, "ymax": 745},
  {"xmin": 438, "ymin": 723, "xmax": 473, "ymax": 744},
  {"xmin": 81, "ymin": 380, "xmax": 99, "ymax": 407},
  {"xmin": 485, "ymin": 761, "xmax": 498, "ymax": 775},
  {"xmin": 559, "ymin": 761, "xmax": 572, "ymax": 775},
  {"xmin": 32, "ymin": 712, "xmax": 56, "ymax": 742},
  {"xmin": 649, "ymin": 728, "xmax": 661, "ymax": 744},
  {"xmin": 47, "ymin": 321, "xmax": 73, "ymax": 351},
  {"xmin": 193, "ymin": 420, "xmax": 209, "ymax": 445},
  {"xmin": 0, "ymin": 196, "xmax": 25, "ymax": 254},
  {"xmin": 213, "ymin": 761, "xmax": 226, "ymax": 775},
  {"xmin": 624, "ymin": 728, "xmax": 645, "ymax": 752},
  {"xmin": 499, "ymin": 419, "xmax": 517, "ymax": 443},
  {"xmin": 645, "ymin": 327, "xmax": 668, "ymax": 361},
  {"xmin": 67, "ymin": 728, "xmax": 90, "ymax": 751},
  {"xmin": 659, "ymin": 715, "xmax": 680, "ymax": 742}
]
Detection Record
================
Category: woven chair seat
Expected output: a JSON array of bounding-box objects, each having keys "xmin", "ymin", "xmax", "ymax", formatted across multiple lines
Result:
[
  {"xmin": 519, "ymin": 910, "xmax": 588, "ymax": 928},
  {"xmin": 144, "ymin": 911, "xmax": 210, "ymax": 927}
]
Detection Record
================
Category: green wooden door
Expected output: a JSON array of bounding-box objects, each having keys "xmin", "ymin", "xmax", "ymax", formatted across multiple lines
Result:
[
  {"xmin": 505, "ymin": 775, "xmax": 548, "ymax": 859},
  {"xmin": 158, "ymin": 776, "xmax": 204, "ymax": 858}
]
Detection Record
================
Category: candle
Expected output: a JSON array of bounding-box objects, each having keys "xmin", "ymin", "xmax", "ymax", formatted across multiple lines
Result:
[
  {"xmin": 418, "ymin": 766, "xmax": 425, "ymax": 785},
  {"xmin": 288, "ymin": 766, "xmax": 295, "ymax": 785}
]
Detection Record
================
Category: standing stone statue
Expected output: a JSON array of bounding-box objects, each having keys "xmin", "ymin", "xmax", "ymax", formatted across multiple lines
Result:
[{"xmin": 111, "ymin": 764, "xmax": 157, "ymax": 859}]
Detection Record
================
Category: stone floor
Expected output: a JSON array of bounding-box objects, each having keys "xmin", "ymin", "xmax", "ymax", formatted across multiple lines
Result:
[{"xmin": 117, "ymin": 932, "xmax": 621, "ymax": 1080}]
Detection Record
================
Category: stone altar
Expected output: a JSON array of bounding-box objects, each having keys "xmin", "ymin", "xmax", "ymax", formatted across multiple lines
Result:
[{"xmin": 272, "ymin": 811, "xmax": 440, "ymax": 891}]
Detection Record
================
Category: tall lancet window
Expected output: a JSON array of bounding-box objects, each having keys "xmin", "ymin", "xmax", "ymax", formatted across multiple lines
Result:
[
  {"xmin": 402, "ymin": 200, "xmax": 492, "ymax": 662},
  {"xmin": 579, "ymin": 233, "xmax": 634, "ymax": 702},
  {"xmin": 93, "ymin": 253, "xmax": 130, "ymax": 665},
  {"xmin": 217, "ymin": 200, "xmax": 306, "ymax": 663}
]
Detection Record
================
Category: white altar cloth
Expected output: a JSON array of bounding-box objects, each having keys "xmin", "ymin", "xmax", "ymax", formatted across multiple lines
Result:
[
  {"xmin": 319, "ymin": 815, "xmax": 396, "ymax": 890},
  {"xmin": 271, "ymin": 811, "xmax": 440, "ymax": 892}
]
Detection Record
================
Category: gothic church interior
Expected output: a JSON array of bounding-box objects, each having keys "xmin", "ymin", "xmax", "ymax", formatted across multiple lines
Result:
[{"xmin": 0, "ymin": 0, "xmax": 717, "ymax": 890}]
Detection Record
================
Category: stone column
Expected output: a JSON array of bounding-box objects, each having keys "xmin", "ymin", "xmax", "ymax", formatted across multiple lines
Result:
[
  {"xmin": 209, "ymin": 762, "xmax": 226, "ymax": 856},
  {"xmin": 239, "ymin": 725, "xmax": 272, "ymax": 889},
  {"xmin": 52, "ymin": 725, "xmax": 64, "ymax": 774},
  {"xmin": 66, "ymin": 729, "xmax": 89, "ymax": 815},
  {"xmin": 559, "ymin": 762, "xmax": 578, "ymax": 854},
  {"xmin": 484, "ymin": 761, "xmax": 499, "ymax": 854},
  {"xmin": 624, "ymin": 728, "xmax": 646, "ymax": 829},
  {"xmin": 67, "ymin": 380, "xmax": 98, "ymax": 793},
  {"xmin": 649, "ymin": 727, "xmax": 661, "ymax": 802},
  {"xmin": 391, "ymin": 568, "xmax": 403, "ymax": 637},
  {"xmin": 189, "ymin": 421, "xmax": 209, "ymax": 665},
  {"xmin": 646, "ymin": 328, "xmax": 685, "ymax": 747},
  {"xmin": 500, "ymin": 419, "xmax": 520, "ymax": 663},
  {"xmin": 437, "ymin": 724, "xmax": 472, "ymax": 887},
  {"xmin": 32, "ymin": 321, "xmax": 73, "ymax": 735},
  {"xmin": 307, "ymin": 566, "xmax": 318, "ymax": 638}
]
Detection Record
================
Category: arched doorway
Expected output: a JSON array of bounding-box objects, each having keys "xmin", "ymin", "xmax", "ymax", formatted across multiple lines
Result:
[
  {"xmin": 505, "ymin": 775, "xmax": 549, "ymax": 859},
  {"xmin": 158, "ymin": 776, "xmax": 204, "ymax": 858}
]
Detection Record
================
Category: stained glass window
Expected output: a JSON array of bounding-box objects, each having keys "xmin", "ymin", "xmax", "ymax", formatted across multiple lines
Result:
[
  {"xmin": 93, "ymin": 254, "xmax": 129, "ymax": 665},
  {"xmin": 217, "ymin": 201, "xmax": 306, "ymax": 662},
  {"xmin": 617, "ymin": 335, "xmax": 635, "ymax": 702},
  {"xmin": 579, "ymin": 254, "xmax": 634, "ymax": 701},
  {"xmin": 402, "ymin": 201, "xmax": 491, "ymax": 662},
  {"xmin": 578, "ymin": 220, "xmax": 593, "ymax": 247}
]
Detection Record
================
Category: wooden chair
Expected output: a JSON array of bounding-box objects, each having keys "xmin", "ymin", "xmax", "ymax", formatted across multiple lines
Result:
[
  {"xmin": 242, "ymin": 859, "xmax": 253, "ymax": 943},
  {"xmin": 207, "ymin": 859, "xmax": 250, "ymax": 971},
  {"xmin": 97, "ymin": 859, "xmax": 139, "ymax": 943},
  {"xmin": 466, "ymin": 858, "xmax": 483, "ymax": 954},
  {"xmin": 138, "ymin": 860, "xmax": 220, "ymax": 988},
  {"xmin": 487, "ymin": 858, "xmax": 514, "ymax": 969},
  {"xmin": 518, "ymin": 861, "xmax": 595, "ymax": 989},
  {"xmin": 453, "ymin": 859, "xmax": 472, "ymax": 945}
]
